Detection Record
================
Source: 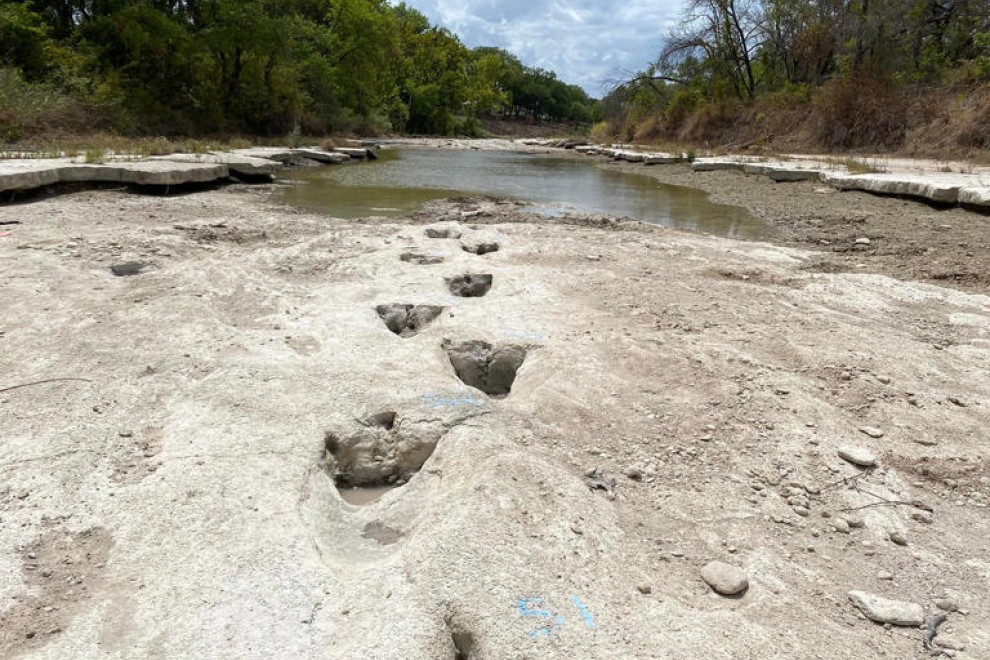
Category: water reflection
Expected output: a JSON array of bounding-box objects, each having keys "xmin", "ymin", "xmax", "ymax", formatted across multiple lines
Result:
[{"xmin": 281, "ymin": 147, "xmax": 772, "ymax": 239}]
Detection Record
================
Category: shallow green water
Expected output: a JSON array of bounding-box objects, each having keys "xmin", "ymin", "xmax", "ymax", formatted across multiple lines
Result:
[{"xmin": 281, "ymin": 147, "xmax": 772, "ymax": 239}]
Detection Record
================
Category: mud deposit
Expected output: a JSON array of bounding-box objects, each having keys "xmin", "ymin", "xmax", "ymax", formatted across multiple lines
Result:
[{"xmin": 1, "ymin": 185, "xmax": 989, "ymax": 659}]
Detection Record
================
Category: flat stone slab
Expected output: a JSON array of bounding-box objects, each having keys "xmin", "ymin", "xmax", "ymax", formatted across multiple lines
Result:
[
  {"xmin": 742, "ymin": 163, "xmax": 822, "ymax": 182},
  {"xmin": 960, "ymin": 186, "xmax": 990, "ymax": 207},
  {"xmin": 230, "ymin": 147, "xmax": 297, "ymax": 161},
  {"xmin": 644, "ymin": 154, "xmax": 680, "ymax": 165},
  {"xmin": 613, "ymin": 151, "xmax": 645, "ymax": 163},
  {"xmin": 1, "ymin": 158, "xmax": 230, "ymax": 192},
  {"xmin": 692, "ymin": 159, "xmax": 749, "ymax": 173},
  {"xmin": 333, "ymin": 147, "xmax": 377, "ymax": 160},
  {"xmin": 56, "ymin": 163, "xmax": 126, "ymax": 183},
  {"xmin": 151, "ymin": 152, "xmax": 280, "ymax": 177},
  {"xmin": 823, "ymin": 172, "xmax": 963, "ymax": 204},
  {"xmin": 848, "ymin": 591, "xmax": 924, "ymax": 626},
  {"xmin": 0, "ymin": 159, "xmax": 63, "ymax": 192},
  {"xmin": 231, "ymin": 147, "xmax": 350, "ymax": 165},
  {"xmin": 117, "ymin": 161, "xmax": 229, "ymax": 186},
  {"xmin": 295, "ymin": 149, "xmax": 351, "ymax": 164}
]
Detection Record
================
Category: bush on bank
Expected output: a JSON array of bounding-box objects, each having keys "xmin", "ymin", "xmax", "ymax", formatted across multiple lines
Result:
[{"xmin": 599, "ymin": 0, "xmax": 990, "ymax": 156}]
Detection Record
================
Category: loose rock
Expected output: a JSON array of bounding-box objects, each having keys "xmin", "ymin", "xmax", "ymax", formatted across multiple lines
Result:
[
  {"xmin": 110, "ymin": 261, "xmax": 147, "ymax": 277},
  {"xmin": 888, "ymin": 531, "xmax": 907, "ymax": 546},
  {"xmin": 700, "ymin": 561, "xmax": 749, "ymax": 596},
  {"xmin": 838, "ymin": 446, "xmax": 877, "ymax": 468},
  {"xmin": 859, "ymin": 426, "xmax": 885, "ymax": 439},
  {"xmin": 848, "ymin": 590, "xmax": 924, "ymax": 626}
]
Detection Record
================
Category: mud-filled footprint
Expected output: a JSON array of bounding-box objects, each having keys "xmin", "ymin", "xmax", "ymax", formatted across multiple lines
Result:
[
  {"xmin": 323, "ymin": 411, "xmax": 424, "ymax": 501},
  {"xmin": 443, "ymin": 340, "xmax": 527, "ymax": 398},
  {"xmin": 377, "ymin": 303, "xmax": 444, "ymax": 337},
  {"xmin": 323, "ymin": 408, "xmax": 483, "ymax": 504},
  {"xmin": 446, "ymin": 274, "xmax": 492, "ymax": 298}
]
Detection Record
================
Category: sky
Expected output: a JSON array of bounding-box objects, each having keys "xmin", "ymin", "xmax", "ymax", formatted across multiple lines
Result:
[{"xmin": 400, "ymin": 0, "xmax": 683, "ymax": 97}]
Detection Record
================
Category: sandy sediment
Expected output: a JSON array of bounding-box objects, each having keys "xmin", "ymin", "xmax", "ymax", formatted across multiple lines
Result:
[{"xmin": 1, "ymin": 175, "xmax": 988, "ymax": 658}]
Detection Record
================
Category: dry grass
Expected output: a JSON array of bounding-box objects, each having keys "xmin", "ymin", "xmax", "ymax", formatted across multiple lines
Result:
[
  {"xmin": 0, "ymin": 68, "xmax": 90, "ymax": 142},
  {"xmin": 811, "ymin": 68, "xmax": 908, "ymax": 150},
  {"xmin": 619, "ymin": 76, "xmax": 989, "ymax": 163},
  {"xmin": 833, "ymin": 157, "xmax": 887, "ymax": 174},
  {"xmin": 0, "ymin": 133, "xmax": 355, "ymax": 160}
]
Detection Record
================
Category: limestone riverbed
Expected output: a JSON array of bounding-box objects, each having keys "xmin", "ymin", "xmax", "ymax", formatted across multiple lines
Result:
[{"xmin": 1, "ymin": 152, "xmax": 989, "ymax": 658}]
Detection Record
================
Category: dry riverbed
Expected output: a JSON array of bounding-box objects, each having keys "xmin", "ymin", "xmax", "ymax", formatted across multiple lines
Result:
[
  {"xmin": 1, "ymin": 175, "xmax": 989, "ymax": 658},
  {"xmin": 611, "ymin": 159, "xmax": 990, "ymax": 293}
]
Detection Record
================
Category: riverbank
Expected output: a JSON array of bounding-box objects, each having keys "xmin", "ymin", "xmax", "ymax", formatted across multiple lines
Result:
[
  {"xmin": 607, "ymin": 159, "xmax": 990, "ymax": 293},
  {"xmin": 1, "ymin": 149, "xmax": 989, "ymax": 658}
]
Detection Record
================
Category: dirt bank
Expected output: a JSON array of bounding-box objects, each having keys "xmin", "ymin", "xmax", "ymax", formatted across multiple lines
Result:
[
  {"xmin": 1, "ymin": 182, "xmax": 988, "ymax": 659},
  {"xmin": 610, "ymin": 159, "xmax": 990, "ymax": 293}
]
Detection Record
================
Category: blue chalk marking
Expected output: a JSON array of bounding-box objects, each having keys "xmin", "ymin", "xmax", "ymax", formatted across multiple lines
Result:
[
  {"xmin": 518, "ymin": 597, "xmax": 552, "ymax": 619},
  {"xmin": 518, "ymin": 597, "xmax": 564, "ymax": 637},
  {"xmin": 422, "ymin": 391, "xmax": 483, "ymax": 409},
  {"xmin": 504, "ymin": 330, "xmax": 548, "ymax": 341},
  {"xmin": 570, "ymin": 595, "xmax": 596, "ymax": 629}
]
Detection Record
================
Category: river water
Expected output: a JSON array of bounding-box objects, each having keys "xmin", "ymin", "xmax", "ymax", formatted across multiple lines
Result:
[{"xmin": 281, "ymin": 147, "xmax": 772, "ymax": 239}]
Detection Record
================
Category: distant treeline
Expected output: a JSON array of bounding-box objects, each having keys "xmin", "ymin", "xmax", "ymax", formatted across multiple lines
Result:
[
  {"xmin": 601, "ymin": 0, "xmax": 990, "ymax": 152},
  {"xmin": 0, "ymin": 0, "xmax": 599, "ymax": 140}
]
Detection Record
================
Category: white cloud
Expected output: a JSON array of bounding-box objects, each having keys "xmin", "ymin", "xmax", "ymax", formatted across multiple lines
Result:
[{"xmin": 399, "ymin": 0, "xmax": 683, "ymax": 96}]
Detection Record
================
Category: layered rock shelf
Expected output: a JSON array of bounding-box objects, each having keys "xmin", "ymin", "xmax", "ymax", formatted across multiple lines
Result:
[
  {"xmin": 520, "ymin": 138, "xmax": 990, "ymax": 210},
  {"xmin": 0, "ymin": 145, "xmax": 377, "ymax": 195}
]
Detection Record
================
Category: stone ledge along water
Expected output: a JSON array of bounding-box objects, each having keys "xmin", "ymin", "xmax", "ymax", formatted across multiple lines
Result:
[
  {"xmin": 522, "ymin": 138, "xmax": 990, "ymax": 211},
  {"xmin": 0, "ymin": 146, "xmax": 374, "ymax": 195}
]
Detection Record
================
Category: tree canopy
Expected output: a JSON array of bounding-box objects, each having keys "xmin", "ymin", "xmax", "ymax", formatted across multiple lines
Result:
[{"xmin": 0, "ymin": 0, "xmax": 599, "ymax": 139}]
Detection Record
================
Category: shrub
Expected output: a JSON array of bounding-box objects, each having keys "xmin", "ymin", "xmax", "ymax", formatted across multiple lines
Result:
[
  {"xmin": 956, "ymin": 102, "xmax": 990, "ymax": 149},
  {"xmin": 678, "ymin": 99, "xmax": 741, "ymax": 143},
  {"xmin": 632, "ymin": 115, "xmax": 666, "ymax": 143},
  {"xmin": 589, "ymin": 121, "xmax": 612, "ymax": 143},
  {"xmin": 812, "ymin": 67, "xmax": 907, "ymax": 149},
  {"xmin": 664, "ymin": 87, "xmax": 705, "ymax": 127},
  {"xmin": 0, "ymin": 66, "xmax": 86, "ymax": 142}
]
